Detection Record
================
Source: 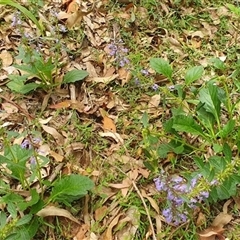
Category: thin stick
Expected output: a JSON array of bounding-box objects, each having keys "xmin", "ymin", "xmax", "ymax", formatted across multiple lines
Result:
[{"xmin": 112, "ymin": 164, "xmax": 157, "ymax": 240}]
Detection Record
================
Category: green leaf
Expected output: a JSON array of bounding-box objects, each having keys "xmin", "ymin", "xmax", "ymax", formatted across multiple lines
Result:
[
  {"xmin": 63, "ymin": 70, "xmax": 89, "ymax": 84},
  {"xmin": 223, "ymin": 143, "xmax": 232, "ymax": 162},
  {"xmin": 50, "ymin": 174, "xmax": 94, "ymax": 204},
  {"xmin": 199, "ymin": 84, "xmax": 221, "ymax": 121},
  {"xmin": 141, "ymin": 112, "xmax": 149, "ymax": 128},
  {"xmin": 16, "ymin": 214, "xmax": 32, "ymax": 226},
  {"xmin": 217, "ymin": 119, "xmax": 235, "ymax": 138},
  {"xmin": 209, "ymin": 156, "xmax": 226, "ymax": 171},
  {"xmin": 172, "ymin": 115, "xmax": 204, "ymax": 136},
  {"xmin": 7, "ymin": 79, "xmax": 39, "ymax": 94},
  {"xmin": 209, "ymin": 58, "xmax": 225, "ymax": 70},
  {"xmin": 150, "ymin": 58, "xmax": 173, "ymax": 80},
  {"xmin": 0, "ymin": 0, "xmax": 44, "ymax": 34},
  {"xmin": 185, "ymin": 66, "xmax": 204, "ymax": 85},
  {"xmin": 157, "ymin": 144, "xmax": 172, "ymax": 158}
]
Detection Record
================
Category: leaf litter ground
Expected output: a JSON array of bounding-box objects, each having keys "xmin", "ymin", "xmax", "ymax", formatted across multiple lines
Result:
[{"xmin": 0, "ymin": 0, "xmax": 240, "ymax": 239}]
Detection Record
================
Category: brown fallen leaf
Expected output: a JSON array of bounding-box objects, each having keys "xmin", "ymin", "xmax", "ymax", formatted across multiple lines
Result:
[
  {"xmin": 37, "ymin": 205, "xmax": 80, "ymax": 224},
  {"xmin": 103, "ymin": 213, "xmax": 123, "ymax": 240},
  {"xmin": 0, "ymin": 50, "xmax": 13, "ymax": 67},
  {"xmin": 99, "ymin": 131, "xmax": 124, "ymax": 144},
  {"xmin": 88, "ymin": 74, "xmax": 119, "ymax": 84},
  {"xmin": 66, "ymin": 9, "xmax": 94, "ymax": 29},
  {"xmin": 49, "ymin": 101, "xmax": 72, "ymax": 109},
  {"xmin": 41, "ymin": 124, "xmax": 65, "ymax": 145},
  {"xmin": 198, "ymin": 226, "xmax": 225, "ymax": 240}
]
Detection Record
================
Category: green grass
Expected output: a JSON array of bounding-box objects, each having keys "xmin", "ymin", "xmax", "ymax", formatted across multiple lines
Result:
[{"xmin": 1, "ymin": 0, "xmax": 240, "ymax": 239}]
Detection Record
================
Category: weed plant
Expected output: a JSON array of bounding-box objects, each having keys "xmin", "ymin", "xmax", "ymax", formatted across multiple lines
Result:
[{"xmin": 141, "ymin": 57, "xmax": 240, "ymax": 225}]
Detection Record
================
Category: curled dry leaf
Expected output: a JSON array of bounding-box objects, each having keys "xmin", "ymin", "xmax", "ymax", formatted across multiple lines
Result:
[
  {"xmin": 99, "ymin": 132, "xmax": 124, "ymax": 144},
  {"xmin": 41, "ymin": 124, "xmax": 65, "ymax": 145},
  {"xmin": 37, "ymin": 205, "xmax": 80, "ymax": 224},
  {"xmin": 211, "ymin": 213, "xmax": 232, "ymax": 228}
]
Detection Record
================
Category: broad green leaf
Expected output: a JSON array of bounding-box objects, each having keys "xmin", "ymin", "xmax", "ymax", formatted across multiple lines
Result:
[
  {"xmin": 209, "ymin": 156, "xmax": 226, "ymax": 171},
  {"xmin": 157, "ymin": 144, "xmax": 172, "ymax": 158},
  {"xmin": 0, "ymin": 0, "xmax": 44, "ymax": 34},
  {"xmin": 172, "ymin": 115, "xmax": 204, "ymax": 136},
  {"xmin": 150, "ymin": 58, "xmax": 173, "ymax": 80},
  {"xmin": 63, "ymin": 69, "xmax": 89, "ymax": 84},
  {"xmin": 218, "ymin": 119, "xmax": 235, "ymax": 138},
  {"xmin": 199, "ymin": 84, "xmax": 220, "ymax": 121},
  {"xmin": 50, "ymin": 174, "xmax": 94, "ymax": 204},
  {"xmin": 185, "ymin": 66, "xmax": 204, "ymax": 85},
  {"xmin": 7, "ymin": 80, "xmax": 39, "ymax": 94}
]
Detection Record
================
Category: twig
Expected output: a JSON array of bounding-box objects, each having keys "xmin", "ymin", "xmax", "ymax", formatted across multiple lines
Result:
[
  {"xmin": 111, "ymin": 164, "xmax": 157, "ymax": 240},
  {"xmin": 0, "ymin": 94, "xmax": 34, "ymax": 121}
]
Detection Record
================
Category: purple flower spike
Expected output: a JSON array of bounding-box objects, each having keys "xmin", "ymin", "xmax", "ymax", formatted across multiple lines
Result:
[{"xmin": 163, "ymin": 208, "xmax": 173, "ymax": 224}]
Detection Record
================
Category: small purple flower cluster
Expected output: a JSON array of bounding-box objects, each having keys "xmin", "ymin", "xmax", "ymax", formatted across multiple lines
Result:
[
  {"xmin": 154, "ymin": 172, "xmax": 210, "ymax": 226},
  {"xmin": 11, "ymin": 12, "xmax": 21, "ymax": 27},
  {"xmin": 21, "ymin": 137, "xmax": 42, "ymax": 167},
  {"xmin": 108, "ymin": 40, "xmax": 130, "ymax": 67}
]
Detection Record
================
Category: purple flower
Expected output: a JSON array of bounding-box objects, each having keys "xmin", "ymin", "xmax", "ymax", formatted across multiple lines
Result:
[
  {"xmin": 58, "ymin": 24, "xmax": 67, "ymax": 33},
  {"xmin": 163, "ymin": 208, "xmax": 173, "ymax": 224},
  {"xmin": 121, "ymin": 48, "xmax": 129, "ymax": 53},
  {"xmin": 141, "ymin": 69, "xmax": 149, "ymax": 76},
  {"xmin": 152, "ymin": 84, "xmax": 159, "ymax": 91},
  {"xmin": 173, "ymin": 197, "xmax": 184, "ymax": 206},
  {"xmin": 168, "ymin": 85, "xmax": 175, "ymax": 91},
  {"xmin": 198, "ymin": 191, "xmax": 209, "ymax": 201},
  {"xmin": 21, "ymin": 139, "xmax": 32, "ymax": 149},
  {"xmin": 30, "ymin": 156, "xmax": 36, "ymax": 165},
  {"xmin": 11, "ymin": 12, "xmax": 21, "ymax": 27},
  {"xmin": 210, "ymin": 179, "xmax": 218, "ymax": 186},
  {"xmin": 154, "ymin": 177, "xmax": 167, "ymax": 191},
  {"xmin": 172, "ymin": 176, "xmax": 184, "ymax": 184},
  {"xmin": 134, "ymin": 77, "xmax": 140, "ymax": 86}
]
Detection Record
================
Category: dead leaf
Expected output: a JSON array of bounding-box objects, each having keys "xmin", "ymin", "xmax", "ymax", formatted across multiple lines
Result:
[
  {"xmin": 99, "ymin": 131, "xmax": 124, "ymax": 144},
  {"xmin": 198, "ymin": 226, "xmax": 225, "ymax": 240},
  {"xmin": 41, "ymin": 124, "xmax": 65, "ymax": 145},
  {"xmin": 66, "ymin": 9, "xmax": 94, "ymax": 29},
  {"xmin": 1, "ymin": 102, "xmax": 18, "ymax": 113},
  {"xmin": 88, "ymin": 74, "xmax": 119, "ymax": 84},
  {"xmin": 196, "ymin": 212, "xmax": 206, "ymax": 226},
  {"xmin": 102, "ymin": 116, "xmax": 116, "ymax": 132},
  {"xmin": 141, "ymin": 189, "xmax": 160, "ymax": 214},
  {"xmin": 148, "ymin": 94, "xmax": 160, "ymax": 108},
  {"xmin": 74, "ymin": 224, "xmax": 89, "ymax": 240},
  {"xmin": 103, "ymin": 213, "xmax": 123, "ymax": 240},
  {"xmin": 95, "ymin": 206, "xmax": 108, "ymax": 221},
  {"xmin": 0, "ymin": 50, "xmax": 13, "ymax": 67},
  {"xmin": 37, "ymin": 205, "xmax": 80, "ymax": 224},
  {"xmin": 211, "ymin": 212, "xmax": 232, "ymax": 228},
  {"xmin": 49, "ymin": 101, "xmax": 72, "ymax": 109},
  {"xmin": 50, "ymin": 150, "xmax": 64, "ymax": 162}
]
